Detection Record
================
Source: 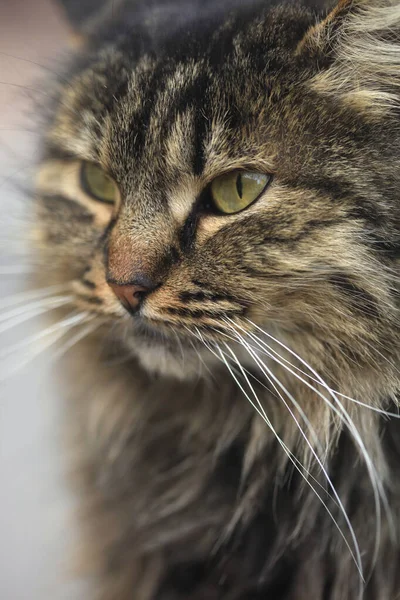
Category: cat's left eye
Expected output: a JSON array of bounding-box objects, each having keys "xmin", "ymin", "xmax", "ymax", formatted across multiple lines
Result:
[
  {"xmin": 80, "ymin": 162, "xmax": 118, "ymax": 204},
  {"xmin": 210, "ymin": 170, "xmax": 270, "ymax": 214}
]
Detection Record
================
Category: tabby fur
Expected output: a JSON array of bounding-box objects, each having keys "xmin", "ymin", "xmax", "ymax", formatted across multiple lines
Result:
[{"xmin": 34, "ymin": 0, "xmax": 400, "ymax": 597}]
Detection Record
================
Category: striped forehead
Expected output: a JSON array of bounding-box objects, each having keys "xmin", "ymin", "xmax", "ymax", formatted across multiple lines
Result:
[
  {"xmin": 47, "ymin": 43, "xmax": 277, "ymax": 237},
  {"xmin": 98, "ymin": 58, "xmax": 277, "ymax": 234},
  {"xmin": 102, "ymin": 59, "xmax": 213, "ymax": 180}
]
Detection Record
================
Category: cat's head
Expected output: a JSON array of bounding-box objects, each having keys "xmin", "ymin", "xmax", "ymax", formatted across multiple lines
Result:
[{"xmin": 35, "ymin": 0, "xmax": 400, "ymax": 383}]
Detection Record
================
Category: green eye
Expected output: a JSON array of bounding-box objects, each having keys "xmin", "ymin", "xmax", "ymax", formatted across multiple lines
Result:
[
  {"xmin": 210, "ymin": 170, "xmax": 270, "ymax": 214},
  {"xmin": 80, "ymin": 162, "xmax": 118, "ymax": 204}
]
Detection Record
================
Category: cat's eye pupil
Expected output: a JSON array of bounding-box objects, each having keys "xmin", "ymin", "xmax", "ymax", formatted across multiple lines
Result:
[
  {"xmin": 210, "ymin": 170, "xmax": 271, "ymax": 214},
  {"xmin": 236, "ymin": 173, "xmax": 243, "ymax": 199}
]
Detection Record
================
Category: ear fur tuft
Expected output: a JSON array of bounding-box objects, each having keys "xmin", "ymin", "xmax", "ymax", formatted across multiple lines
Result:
[{"xmin": 299, "ymin": 0, "xmax": 400, "ymax": 116}]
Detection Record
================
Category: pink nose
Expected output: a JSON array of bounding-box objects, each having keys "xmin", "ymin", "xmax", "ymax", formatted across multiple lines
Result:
[{"xmin": 108, "ymin": 282, "xmax": 150, "ymax": 314}]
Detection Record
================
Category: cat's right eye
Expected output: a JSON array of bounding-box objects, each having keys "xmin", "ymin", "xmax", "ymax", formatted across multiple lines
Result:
[
  {"xmin": 210, "ymin": 170, "xmax": 270, "ymax": 214},
  {"xmin": 80, "ymin": 162, "xmax": 118, "ymax": 204}
]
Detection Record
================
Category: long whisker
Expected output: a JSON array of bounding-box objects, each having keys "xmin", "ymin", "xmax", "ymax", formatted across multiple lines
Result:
[
  {"xmin": 253, "ymin": 335, "xmax": 400, "ymax": 419},
  {"xmin": 223, "ymin": 327, "xmax": 364, "ymax": 587},
  {"xmin": 236, "ymin": 332, "xmax": 400, "ymax": 419},
  {"xmin": 185, "ymin": 335, "xmax": 215, "ymax": 381},
  {"xmin": 0, "ymin": 295, "xmax": 73, "ymax": 333},
  {"xmin": 191, "ymin": 331, "xmax": 340, "ymax": 492},
  {"xmin": 0, "ymin": 312, "xmax": 91, "ymax": 385},
  {"xmin": 0, "ymin": 50, "xmax": 73, "ymax": 88},
  {"xmin": 220, "ymin": 341, "xmax": 345, "ymax": 506},
  {"xmin": 208, "ymin": 324, "xmax": 328, "ymax": 459},
  {"xmin": 207, "ymin": 336, "xmax": 346, "ymax": 506},
  {"xmin": 238, "ymin": 318, "xmax": 394, "ymax": 568},
  {"xmin": 0, "ymin": 283, "xmax": 71, "ymax": 311},
  {"xmin": 51, "ymin": 317, "xmax": 102, "ymax": 362},
  {"xmin": 333, "ymin": 391, "xmax": 400, "ymax": 419},
  {"xmin": 203, "ymin": 337, "xmax": 363, "ymax": 585},
  {"xmin": 0, "ymin": 311, "xmax": 88, "ymax": 362},
  {"xmin": 210, "ymin": 322, "xmax": 399, "ymax": 437},
  {"xmin": 222, "ymin": 340, "xmax": 326, "ymax": 466},
  {"xmin": 0, "ymin": 80, "xmax": 51, "ymax": 97},
  {"xmin": 172, "ymin": 329, "xmax": 185, "ymax": 365}
]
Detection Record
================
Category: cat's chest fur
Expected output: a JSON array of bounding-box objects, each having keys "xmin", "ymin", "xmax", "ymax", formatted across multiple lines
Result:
[{"xmin": 64, "ymin": 337, "xmax": 393, "ymax": 600}]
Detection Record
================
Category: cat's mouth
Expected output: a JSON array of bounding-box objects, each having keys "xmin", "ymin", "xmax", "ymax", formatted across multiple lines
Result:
[
  {"xmin": 72, "ymin": 279, "xmax": 252, "ymax": 379},
  {"xmin": 115, "ymin": 318, "xmax": 213, "ymax": 379},
  {"xmin": 130, "ymin": 318, "xmax": 195, "ymax": 349},
  {"xmin": 113, "ymin": 307, "xmax": 270, "ymax": 381},
  {"xmin": 73, "ymin": 281, "xmax": 228, "ymax": 342}
]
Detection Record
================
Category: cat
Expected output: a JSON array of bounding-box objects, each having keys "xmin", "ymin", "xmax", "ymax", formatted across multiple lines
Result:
[{"xmin": 33, "ymin": 0, "xmax": 400, "ymax": 598}]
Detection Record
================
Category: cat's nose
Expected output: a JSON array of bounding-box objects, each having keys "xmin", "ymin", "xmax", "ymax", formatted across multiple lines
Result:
[{"xmin": 108, "ymin": 280, "xmax": 154, "ymax": 314}]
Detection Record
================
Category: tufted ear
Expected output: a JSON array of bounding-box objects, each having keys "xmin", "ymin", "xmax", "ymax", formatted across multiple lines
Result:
[{"xmin": 297, "ymin": 0, "xmax": 400, "ymax": 116}]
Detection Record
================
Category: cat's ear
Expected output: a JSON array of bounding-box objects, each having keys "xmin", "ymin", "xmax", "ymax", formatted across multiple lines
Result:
[{"xmin": 297, "ymin": 0, "xmax": 400, "ymax": 116}]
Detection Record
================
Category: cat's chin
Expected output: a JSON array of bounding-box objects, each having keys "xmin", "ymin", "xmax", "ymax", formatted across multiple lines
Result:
[
  {"xmin": 122, "ymin": 324, "xmax": 269, "ymax": 381},
  {"xmin": 135, "ymin": 343, "xmax": 202, "ymax": 379},
  {"xmin": 121, "ymin": 326, "xmax": 214, "ymax": 380},
  {"xmin": 117, "ymin": 316, "xmax": 275, "ymax": 380}
]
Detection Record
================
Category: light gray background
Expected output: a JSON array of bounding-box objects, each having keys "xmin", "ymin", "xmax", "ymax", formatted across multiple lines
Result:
[{"xmin": 0, "ymin": 2, "xmax": 81, "ymax": 598}]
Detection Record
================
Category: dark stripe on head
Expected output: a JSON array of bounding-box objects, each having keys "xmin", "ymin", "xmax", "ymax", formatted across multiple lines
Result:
[
  {"xmin": 125, "ymin": 63, "xmax": 173, "ymax": 160},
  {"xmin": 162, "ymin": 71, "xmax": 211, "ymax": 176}
]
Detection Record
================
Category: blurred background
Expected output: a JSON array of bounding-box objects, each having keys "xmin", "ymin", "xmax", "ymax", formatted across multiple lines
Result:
[{"xmin": 0, "ymin": 2, "xmax": 82, "ymax": 598}]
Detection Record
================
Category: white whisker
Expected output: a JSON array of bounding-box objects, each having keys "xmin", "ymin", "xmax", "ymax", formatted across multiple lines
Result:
[
  {"xmin": 51, "ymin": 316, "xmax": 101, "ymax": 362},
  {"xmin": 223, "ymin": 340, "xmax": 326, "ymax": 466},
  {"xmin": 172, "ymin": 329, "xmax": 185, "ymax": 365},
  {"xmin": 185, "ymin": 334, "xmax": 215, "ymax": 381},
  {"xmin": 239, "ymin": 318, "xmax": 394, "ymax": 570},
  {"xmin": 333, "ymin": 391, "xmax": 400, "ymax": 419},
  {"xmin": 202, "ymin": 336, "xmax": 362, "ymax": 587},
  {"xmin": 0, "ymin": 283, "xmax": 71, "ymax": 312},
  {"xmin": 222, "ymin": 327, "xmax": 364, "ymax": 588},
  {"xmin": 0, "ymin": 311, "xmax": 89, "ymax": 362},
  {"xmin": 0, "ymin": 311, "xmax": 91, "ymax": 384},
  {"xmin": 235, "ymin": 331, "xmax": 400, "ymax": 420},
  {"xmin": 0, "ymin": 295, "xmax": 73, "ymax": 333}
]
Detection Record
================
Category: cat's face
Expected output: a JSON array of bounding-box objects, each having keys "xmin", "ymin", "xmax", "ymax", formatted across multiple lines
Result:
[{"xmin": 35, "ymin": 2, "xmax": 400, "ymax": 379}]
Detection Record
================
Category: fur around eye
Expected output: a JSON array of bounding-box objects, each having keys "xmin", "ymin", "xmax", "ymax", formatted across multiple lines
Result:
[
  {"xmin": 210, "ymin": 171, "xmax": 271, "ymax": 214},
  {"xmin": 80, "ymin": 162, "xmax": 118, "ymax": 204}
]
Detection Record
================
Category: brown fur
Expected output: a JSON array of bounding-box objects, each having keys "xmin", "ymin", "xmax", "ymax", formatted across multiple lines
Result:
[{"xmin": 34, "ymin": 0, "xmax": 400, "ymax": 597}]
